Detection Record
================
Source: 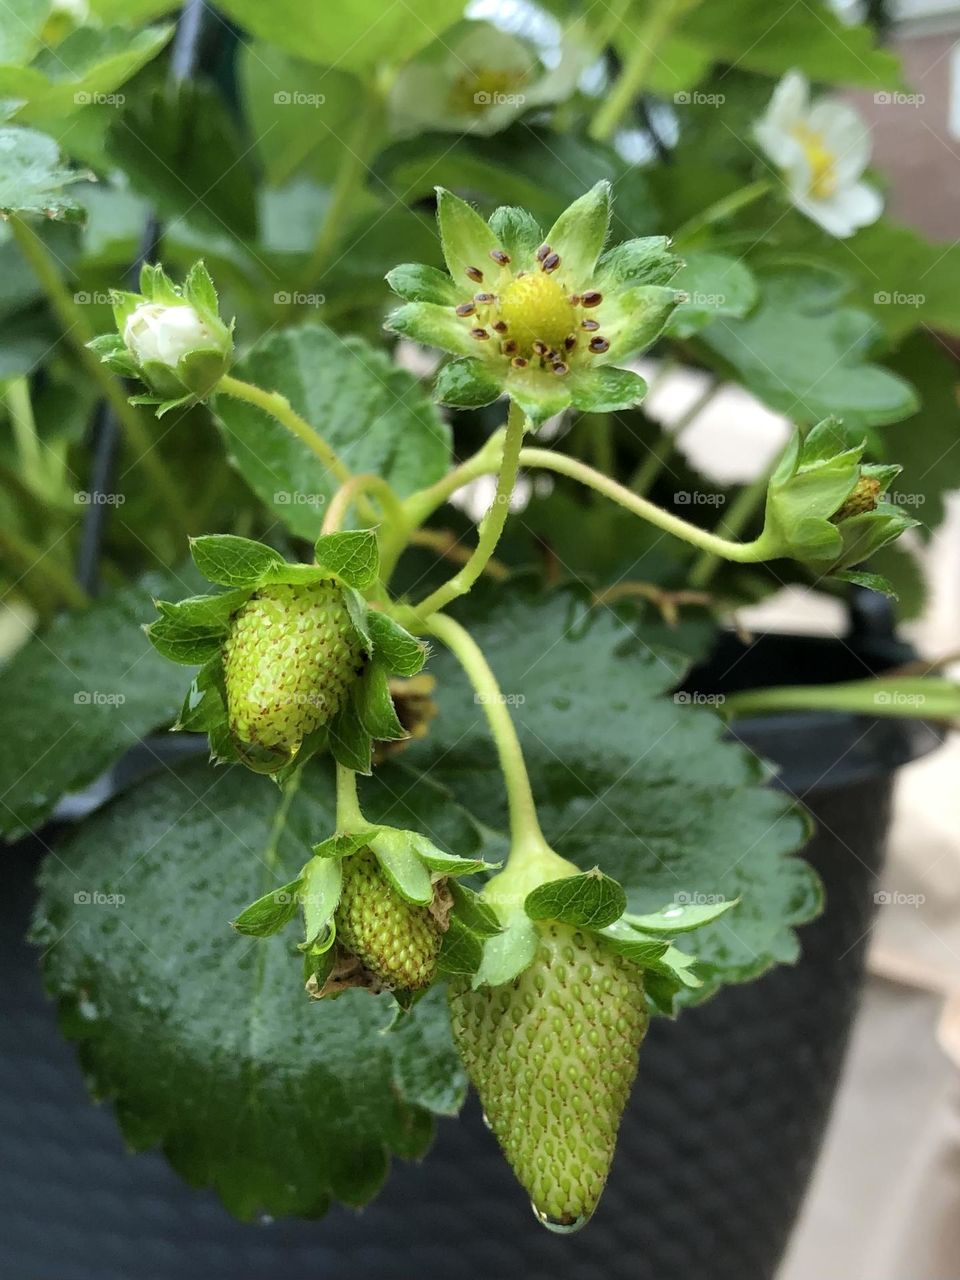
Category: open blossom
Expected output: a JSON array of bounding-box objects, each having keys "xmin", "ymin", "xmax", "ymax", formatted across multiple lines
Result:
[{"xmin": 755, "ymin": 69, "xmax": 882, "ymax": 238}]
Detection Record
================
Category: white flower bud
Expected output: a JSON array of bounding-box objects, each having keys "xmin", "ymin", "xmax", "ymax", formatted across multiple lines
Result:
[{"xmin": 123, "ymin": 302, "xmax": 217, "ymax": 371}]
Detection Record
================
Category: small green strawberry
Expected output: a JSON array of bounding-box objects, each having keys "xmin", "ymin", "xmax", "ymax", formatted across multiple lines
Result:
[
  {"xmin": 222, "ymin": 580, "xmax": 365, "ymax": 756},
  {"xmin": 335, "ymin": 849, "xmax": 445, "ymax": 991},
  {"xmin": 449, "ymin": 920, "xmax": 648, "ymax": 1230}
]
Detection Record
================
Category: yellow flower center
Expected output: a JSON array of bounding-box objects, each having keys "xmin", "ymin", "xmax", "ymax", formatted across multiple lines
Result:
[
  {"xmin": 449, "ymin": 67, "xmax": 528, "ymax": 117},
  {"xmin": 498, "ymin": 274, "xmax": 577, "ymax": 355},
  {"xmin": 791, "ymin": 123, "xmax": 838, "ymax": 200}
]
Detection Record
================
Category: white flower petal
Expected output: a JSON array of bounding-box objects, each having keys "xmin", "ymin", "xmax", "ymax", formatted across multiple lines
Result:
[
  {"xmin": 793, "ymin": 180, "xmax": 883, "ymax": 238},
  {"xmin": 763, "ymin": 69, "xmax": 810, "ymax": 133},
  {"xmin": 808, "ymin": 98, "xmax": 872, "ymax": 181}
]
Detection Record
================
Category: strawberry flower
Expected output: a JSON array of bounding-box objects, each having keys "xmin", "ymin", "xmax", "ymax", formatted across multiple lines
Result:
[
  {"xmin": 755, "ymin": 69, "xmax": 882, "ymax": 239},
  {"xmin": 386, "ymin": 181, "xmax": 683, "ymax": 426}
]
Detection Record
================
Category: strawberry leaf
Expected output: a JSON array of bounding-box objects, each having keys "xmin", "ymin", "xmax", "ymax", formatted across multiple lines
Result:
[
  {"xmin": 314, "ymin": 529, "xmax": 379, "ymax": 590},
  {"xmin": 524, "ymin": 868, "xmax": 627, "ymax": 930}
]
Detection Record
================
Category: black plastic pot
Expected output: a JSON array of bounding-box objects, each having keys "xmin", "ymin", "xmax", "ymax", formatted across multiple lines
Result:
[{"xmin": 1, "ymin": 622, "xmax": 942, "ymax": 1280}]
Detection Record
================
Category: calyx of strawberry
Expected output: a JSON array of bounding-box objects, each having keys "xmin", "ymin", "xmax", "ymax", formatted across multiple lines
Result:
[
  {"xmin": 146, "ymin": 530, "xmax": 427, "ymax": 777},
  {"xmin": 449, "ymin": 852, "xmax": 737, "ymax": 1229},
  {"xmin": 232, "ymin": 823, "xmax": 497, "ymax": 1004}
]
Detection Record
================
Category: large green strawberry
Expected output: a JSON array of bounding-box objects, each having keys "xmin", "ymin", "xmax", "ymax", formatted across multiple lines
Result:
[
  {"xmin": 222, "ymin": 581, "xmax": 364, "ymax": 754},
  {"xmin": 335, "ymin": 850, "xmax": 444, "ymax": 990},
  {"xmin": 449, "ymin": 920, "xmax": 648, "ymax": 1228}
]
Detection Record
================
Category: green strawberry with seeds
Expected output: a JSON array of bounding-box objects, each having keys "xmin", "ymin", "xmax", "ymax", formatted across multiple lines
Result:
[
  {"xmin": 449, "ymin": 920, "xmax": 648, "ymax": 1229},
  {"xmin": 222, "ymin": 580, "xmax": 365, "ymax": 756},
  {"xmin": 335, "ymin": 849, "xmax": 445, "ymax": 991}
]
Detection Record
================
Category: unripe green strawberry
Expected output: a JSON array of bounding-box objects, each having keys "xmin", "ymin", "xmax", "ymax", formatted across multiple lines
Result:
[
  {"xmin": 222, "ymin": 581, "xmax": 364, "ymax": 752},
  {"xmin": 449, "ymin": 921, "xmax": 648, "ymax": 1229},
  {"xmin": 335, "ymin": 850, "xmax": 443, "ymax": 990}
]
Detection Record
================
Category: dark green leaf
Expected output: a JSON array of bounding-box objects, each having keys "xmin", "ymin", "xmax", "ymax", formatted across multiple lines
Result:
[
  {"xmin": 367, "ymin": 612, "xmax": 427, "ymax": 676},
  {"xmin": 189, "ymin": 535, "xmax": 285, "ymax": 588},
  {"xmin": 0, "ymin": 125, "xmax": 86, "ymax": 220},
  {"xmin": 232, "ymin": 877, "xmax": 303, "ymax": 936},
  {"xmin": 313, "ymin": 529, "xmax": 379, "ymax": 590}
]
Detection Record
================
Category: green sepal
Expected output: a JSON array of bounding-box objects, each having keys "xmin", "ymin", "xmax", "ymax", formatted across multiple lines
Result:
[
  {"xmin": 343, "ymin": 588, "xmax": 373, "ymax": 650},
  {"xmin": 403, "ymin": 833, "xmax": 493, "ymax": 878},
  {"xmin": 182, "ymin": 259, "xmax": 220, "ymax": 321},
  {"xmin": 834, "ymin": 569, "xmax": 898, "ymax": 598},
  {"xmin": 367, "ymin": 612, "xmax": 427, "ymax": 676},
  {"xmin": 437, "ymin": 882, "xmax": 502, "ymax": 979},
  {"xmin": 139, "ymin": 262, "xmax": 181, "ymax": 304},
  {"xmin": 436, "ymin": 186, "xmax": 502, "ymax": 287},
  {"xmin": 368, "ymin": 829, "xmax": 434, "ymax": 905},
  {"xmin": 271, "ymin": 727, "xmax": 328, "ymax": 785},
  {"xmin": 190, "ymin": 534, "xmax": 287, "ymax": 588},
  {"xmin": 624, "ymin": 897, "xmax": 738, "ymax": 934},
  {"xmin": 386, "ymin": 263, "xmax": 459, "ymax": 305},
  {"xmin": 176, "ymin": 346, "xmax": 231, "ymax": 400},
  {"xmin": 174, "ymin": 657, "xmax": 228, "ymax": 732},
  {"xmin": 232, "ymin": 877, "xmax": 304, "ymax": 937},
  {"xmin": 826, "ymin": 505, "xmax": 919, "ymax": 575},
  {"xmin": 505, "ymin": 373, "xmax": 572, "ymax": 427},
  {"xmin": 472, "ymin": 911, "xmax": 539, "ymax": 988},
  {"xmin": 569, "ymin": 365, "xmax": 647, "ymax": 414},
  {"xmin": 487, "ymin": 206, "xmax": 542, "ymax": 268},
  {"xmin": 147, "ymin": 589, "xmax": 248, "ymax": 664},
  {"xmin": 312, "ymin": 830, "xmax": 380, "ymax": 860},
  {"xmin": 386, "ymin": 301, "xmax": 475, "ymax": 357},
  {"xmin": 524, "ymin": 868, "xmax": 627, "ymax": 930},
  {"xmin": 328, "ymin": 697, "xmax": 373, "ymax": 775},
  {"xmin": 303, "ymin": 941, "xmax": 336, "ymax": 992},
  {"xmin": 595, "ymin": 236, "xmax": 681, "ymax": 291},
  {"xmin": 87, "ymin": 333, "xmax": 141, "ymax": 379},
  {"xmin": 313, "ymin": 529, "xmax": 380, "ymax": 590},
  {"xmin": 601, "ymin": 285, "xmax": 683, "ymax": 361},
  {"xmin": 207, "ymin": 720, "xmax": 242, "ymax": 767},
  {"xmin": 542, "ymin": 179, "xmax": 611, "ymax": 282},
  {"xmin": 109, "ymin": 289, "xmax": 146, "ymax": 330},
  {"xmin": 435, "ymin": 357, "xmax": 503, "ymax": 409},
  {"xmin": 355, "ymin": 662, "xmax": 408, "ymax": 741},
  {"xmin": 299, "ymin": 855, "xmax": 343, "ymax": 948}
]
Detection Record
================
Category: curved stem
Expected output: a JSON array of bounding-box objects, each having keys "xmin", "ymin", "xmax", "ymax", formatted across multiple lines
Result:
[
  {"xmin": 10, "ymin": 216, "xmax": 191, "ymax": 540},
  {"xmin": 588, "ymin": 0, "xmax": 692, "ymax": 142},
  {"xmin": 408, "ymin": 402, "xmax": 527, "ymax": 620},
  {"xmin": 408, "ymin": 528, "xmax": 511, "ymax": 582},
  {"xmin": 521, "ymin": 447, "xmax": 773, "ymax": 563},
  {"xmin": 673, "ymin": 179, "xmax": 774, "ymax": 246},
  {"xmin": 322, "ymin": 472, "xmax": 404, "ymax": 535},
  {"xmin": 335, "ymin": 763, "xmax": 369, "ymax": 831},
  {"xmin": 688, "ymin": 466, "xmax": 772, "ymax": 588},
  {"xmin": 299, "ymin": 93, "xmax": 382, "ymax": 291},
  {"xmin": 395, "ymin": 426, "xmax": 507, "ymax": 536},
  {"xmin": 217, "ymin": 374, "xmax": 351, "ymax": 485},
  {"xmin": 426, "ymin": 613, "xmax": 553, "ymax": 864}
]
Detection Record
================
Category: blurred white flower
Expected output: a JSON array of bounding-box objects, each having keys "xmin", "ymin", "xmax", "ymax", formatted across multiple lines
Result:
[
  {"xmin": 123, "ymin": 303, "xmax": 216, "ymax": 370},
  {"xmin": 755, "ymin": 69, "xmax": 882, "ymax": 238}
]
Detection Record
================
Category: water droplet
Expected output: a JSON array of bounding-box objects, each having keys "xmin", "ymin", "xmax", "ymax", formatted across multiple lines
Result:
[
  {"xmin": 530, "ymin": 1203, "xmax": 590, "ymax": 1234},
  {"xmin": 481, "ymin": 1111, "xmax": 493, "ymax": 1132},
  {"xmin": 77, "ymin": 995, "xmax": 99, "ymax": 1022}
]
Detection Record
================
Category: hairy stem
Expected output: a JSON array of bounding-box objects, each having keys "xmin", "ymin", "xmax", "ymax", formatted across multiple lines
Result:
[
  {"xmin": 217, "ymin": 374, "xmax": 351, "ymax": 484},
  {"xmin": 322, "ymin": 472, "xmax": 405, "ymax": 535},
  {"xmin": 335, "ymin": 763, "xmax": 369, "ymax": 831},
  {"xmin": 408, "ymin": 402, "xmax": 527, "ymax": 619}
]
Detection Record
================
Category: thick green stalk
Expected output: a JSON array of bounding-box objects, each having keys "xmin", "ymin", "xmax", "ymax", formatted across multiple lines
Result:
[
  {"xmin": 688, "ymin": 467, "xmax": 772, "ymax": 588},
  {"xmin": 673, "ymin": 179, "xmax": 774, "ymax": 246},
  {"xmin": 588, "ymin": 0, "xmax": 694, "ymax": 142}
]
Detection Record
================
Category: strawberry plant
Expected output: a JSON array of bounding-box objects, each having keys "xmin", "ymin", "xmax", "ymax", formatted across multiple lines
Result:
[{"xmin": 2, "ymin": 0, "xmax": 958, "ymax": 1251}]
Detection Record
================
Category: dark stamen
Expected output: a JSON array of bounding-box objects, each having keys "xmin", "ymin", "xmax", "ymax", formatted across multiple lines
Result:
[
  {"xmin": 490, "ymin": 249, "xmax": 510, "ymax": 266},
  {"xmin": 581, "ymin": 290, "xmax": 603, "ymax": 307},
  {"xmin": 541, "ymin": 252, "xmax": 560, "ymax": 273},
  {"xmin": 455, "ymin": 302, "xmax": 476, "ymax": 317},
  {"xmin": 589, "ymin": 336, "xmax": 610, "ymax": 353},
  {"xmin": 568, "ymin": 294, "xmax": 581, "ymax": 306},
  {"xmin": 471, "ymin": 328, "xmax": 490, "ymax": 340},
  {"xmin": 502, "ymin": 339, "xmax": 518, "ymax": 355},
  {"xmin": 564, "ymin": 334, "xmax": 577, "ymax": 351},
  {"xmin": 532, "ymin": 340, "xmax": 549, "ymax": 356},
  {"xmin": 466, "ymin": 266, "xmax": 484, "ymax": 283},
  {"xmin": 511, "ymin": 356, "xmax": 528, "ymax": 368},
  {"xmin": 581, "ymin": 318, "xmax": 600, "ymax": 331},
  {"xmin": 474, "ymin": 292, "xmax": 495, "ymax": 304},
  {"xmin": 552, "ymin": 362, "xmax": 569, "ymax": 376},
  {"xmin": 492, "ymin": 320, "xmax": 508, "ymax": 333},
  {"xmin": 536, "ymin": 244, "xmax": 551, "ymax": 262}
]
